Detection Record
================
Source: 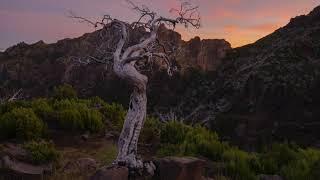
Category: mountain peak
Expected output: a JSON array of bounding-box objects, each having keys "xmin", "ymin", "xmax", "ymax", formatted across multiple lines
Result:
[
  {"xmin": 309, "ymin": 5, "xmax": 320, "ymax": 17},
  {"xmin": 287, "ymin": 5, "xmax": 320, "ymax": 28}
]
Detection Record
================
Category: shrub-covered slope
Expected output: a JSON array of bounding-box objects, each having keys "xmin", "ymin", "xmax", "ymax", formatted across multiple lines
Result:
[{"xmin": 175, "ymin": 6, "xmax": 320, "ymax": 147}]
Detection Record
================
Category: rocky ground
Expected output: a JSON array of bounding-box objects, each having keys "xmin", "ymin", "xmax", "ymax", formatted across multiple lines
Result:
[{"xmin": 0, "ymin": 132, "xmax": 219, "ymax": 180}]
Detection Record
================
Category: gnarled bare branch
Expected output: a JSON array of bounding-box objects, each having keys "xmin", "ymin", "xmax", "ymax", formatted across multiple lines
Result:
[{"xmin": 70, "ymin": 0, "xmax": 200, "ymax": 169}]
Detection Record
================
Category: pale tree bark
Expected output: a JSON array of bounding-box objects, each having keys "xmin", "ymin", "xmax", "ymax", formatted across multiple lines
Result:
[
  {"xmin": 0, "ymin": 89, "xmax": 23, "ymax": 104},
  {"xmin": 69, "ymin": 0, "xmax": 200, "ymax": 169}
]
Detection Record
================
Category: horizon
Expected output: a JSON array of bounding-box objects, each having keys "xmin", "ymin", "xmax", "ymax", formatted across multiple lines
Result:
[{"xmin": 0, "ymin": 0, "xmax": 319, "ymax": 50}]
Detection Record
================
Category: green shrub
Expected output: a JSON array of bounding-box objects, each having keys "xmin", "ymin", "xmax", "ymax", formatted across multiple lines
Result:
[
  {"xmin": 222, "ymin": 148, "xmax": 257, "ymax": 180},
  {"xmin": 100, "ymin": 103, "xmax": 126, "ymax": 131},
  {"xmin": 52, "ymin": 99, "xmax": 86, "ymax": 110},
  {"xmin": 88, "ymin": 96, "xmax": 107, "ymax": 108},
  {"xmin": 157, "ymin": 144, "xmax": 183, "ymax": 157},
  {"xmin": 31, "ymin": 98, "xmax": 54, "ymax": 119},
  {"xmin": 24, "ymin": 140, "xmax": 59, "ymax": 165},
  {"xmin": 158, "ymin": 121, "xmax": 229, "ymax": 161},
  {"xmin": 57, "ymin": 108, "xmax": 84, "ymax": 131},
  {"xmin": 0, "ymin": 101, "xmax": 31, "ymax": 114},
  {"xmin": 258, "ymin": 143, "xmax": 299, "ymax": 174},
  {"xmin": 53, "ymin": 84, "xmax": 77, "ymax": 99},
  {"xmin": 140, "ymin": 117, "xmax": 162, "ymax": 144},
  {"xmin": 79, "ymin": 107, "xmax": 104, "ymax": 132},
  {"xmin": 183, "ymin": 126, "xmax": 228, "ymax": 161},
  {"xmin": 280, "ymin": 148, "xmax": 320, "ymax": 180},
  {"xmin": 160, "ymin": 121, "xmax": 190, "ymax": 145},
  {"xmin": 0, "ymin": 108, "xmax": 45, "ymax": 140},
  {"xmin": 54, "ymin": 99, "xmax": 104, "ymax": 133}
]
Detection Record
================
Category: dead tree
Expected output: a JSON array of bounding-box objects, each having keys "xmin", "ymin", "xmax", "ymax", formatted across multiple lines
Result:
[{"xmin": 70, "ymin": 0, "xmax": 200, "ymax": 169}]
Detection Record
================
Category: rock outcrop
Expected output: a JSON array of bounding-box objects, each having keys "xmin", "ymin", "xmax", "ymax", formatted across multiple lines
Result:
[
  {"xmin": 178, "ymin": 36, "xmax": 231, "ymax": 71},
  {"xmin": 154, "ymin": 157, "xmax": 206, "ymax": 180},
  {"xmin": 0, "ymin": 25, "xmax": 230, "ymax": 101}
]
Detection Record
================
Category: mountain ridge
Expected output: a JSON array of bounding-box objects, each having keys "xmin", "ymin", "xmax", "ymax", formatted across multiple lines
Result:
[{"xmin": 1, "ymin": 5, "xmax": 320, "ymax": 148}]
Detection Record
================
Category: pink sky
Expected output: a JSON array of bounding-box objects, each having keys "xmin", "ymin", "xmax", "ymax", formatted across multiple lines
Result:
[{"xmin": 0, "ymin": 0, "xmax": 319, "ymax": 50}]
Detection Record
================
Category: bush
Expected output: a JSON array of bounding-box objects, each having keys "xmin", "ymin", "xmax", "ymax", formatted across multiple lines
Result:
[
  {"xmin": 280, "ymin": 148, "xmax": 320, "ymax": 180},
  {"xmin": 160, "ymin": 121, "xmax": 190, "ymax": 145},
  {"xmin": 53, "ymin": 84, "xmax": 77, "ymax": 100},
  {"xmin": 31, "ymin": 98, "xmax": 54, "ymax": 119},
  {"xmin": 57, "ymin": 108, "xmax": 84, "ymax": 131},
  {"xmin": 183, "ymin": 126, "xmax": 228, "ymax": 161},
  {"xmin": 158, "ymin": 121, "xmax": 228, "ymax": 161},
  {"xmin": 0, "ymin": 101, "xmax": 31, "ymax": 114},
  {"xmin": 88, "ymin": 96, "xmax": 107, "ymax": 108},
  {"xmin": 222, "ymin": 148, "xmax": 257, "ymax": 180},
  {"xmin": 54, "ymin": 99, "xmax": 104, "ymax": 133},
  {"xmin": 52, "ymin": 99, "xmax": 86, "ymax": 110},
  {"xmin": 100, "ymin": 103, "xmax": 126, "ymax": 131},
  {"xmin": 79, "ymin": 107, "xmax": 104, "ymax": 132},
  {"xmin": 0, "ymin": 108, "xmax": 45, "ymax": 140},
  {"xmin": 258, "ymin": 143, "xmax": 299, "ymax": 174},
  {"xmin": 24, "ymin": 140, "xmax": 60, "ymax": 165},
  {"xmin": 140, "ymin": 117, "xmax": 162, "ymax": 144},
  {"xmin": 157, "ymin": 144, "xmax": 183, "ymax": 157}
]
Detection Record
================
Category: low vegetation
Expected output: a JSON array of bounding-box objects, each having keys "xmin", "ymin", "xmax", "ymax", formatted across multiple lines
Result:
[
  {"xmin": 0, "ymin": 107, "xmax": 45, "ymax": 141},
  {"xmin": 151, "ymin": 120, "xmax": 320, "ymax": 180},
  {"xmin": 24, "ymin": 140, "xmax": 60, "ymax": 165},
  {"xmin": 1, "ymin": 84, "xmax": 319, "ymax": 179}
]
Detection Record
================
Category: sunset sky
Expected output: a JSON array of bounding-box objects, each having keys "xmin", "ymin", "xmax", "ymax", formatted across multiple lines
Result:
[{"xmin": 0, "ymin": 0, "xmax": 319, "ymax": 50}]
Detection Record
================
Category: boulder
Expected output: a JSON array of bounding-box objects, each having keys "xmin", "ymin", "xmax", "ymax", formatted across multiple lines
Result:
[
  {"xmin": 0, "ymin": 155, "xmax": 52, "ymax": 180},
  {"xmin": 154, "ymin": 157, "xmax": 206, "ymax": 180},
  {"xmin": 90, "ymin": 166, "xmax": 128, "ymax": 180},
  {"xmin": 2, "ymin": 143, "xmax": 29, "ymax": 162},
  {"xmin": 81, "ymin": 133, "xmax": 90, "ymax": 141}
]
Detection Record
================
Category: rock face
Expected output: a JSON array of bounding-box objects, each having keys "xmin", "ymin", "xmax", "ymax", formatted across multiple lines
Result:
[
  {"xmin": 154, "ymin": 157, "xmax": 205, "ymax": 180},
  {"xmin": 179, "ymin": 37, "xmax": 231, "ymax": 71},
  {"xmin": 157, "ymin": 25, "xmax": 231, "ymax": 72},
  {"xmin": 0, "ymin": 25, "xmax": 230, "ymax": 102}
]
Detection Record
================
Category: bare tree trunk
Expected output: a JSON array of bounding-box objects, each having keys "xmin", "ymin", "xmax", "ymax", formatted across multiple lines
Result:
[
  {"xmin": 114, "ymin": 63, "xmax": 148, "ymax": 168},
  {"xmin": 69, "ymin": 1, "xmax": 200, "ymax": 170}
]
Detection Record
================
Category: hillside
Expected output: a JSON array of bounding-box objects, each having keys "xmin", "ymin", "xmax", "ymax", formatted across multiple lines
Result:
[
  {"xmin": 175, "ymin": 5, "xmax": 320, "ymax": 148},
  {"xmin": 1, "ymin": 5, "xmax": 320, "ymax": 149}
]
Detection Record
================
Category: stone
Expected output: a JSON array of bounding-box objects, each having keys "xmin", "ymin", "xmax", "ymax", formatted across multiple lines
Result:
[
  {"xmin": 2, "ymin": 143, "xmax": 29, "ymax": 162},
  {"xmin": 63, "ymin": 157, "xmax": 98, "ymax": 173},
  {"xmin": 259, "ymin": 174, "xmax": 283, "ymax": 180},
  {"xmin": 90, "ymin": 166, "xmax": 128, "ymax": 180},
  {"xmin": 0, "ymin": 155, "xmax": 52, "ymax": 180},
  {"xmin": 154, "ymin": 157, "xmax": 206, "ymax": 180},
  {"xmin": 144, "ymin": 161, "xmax": 156, "ymax": 176},
  {"xmin": 81, "ymin": 133, "xmax": 90, "ymax": 141}
]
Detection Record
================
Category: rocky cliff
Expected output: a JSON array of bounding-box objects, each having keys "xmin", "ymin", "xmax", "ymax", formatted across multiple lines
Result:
[{"xmin": 0, "ymin": 25, "xmax": 230, "ymax": 102}]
